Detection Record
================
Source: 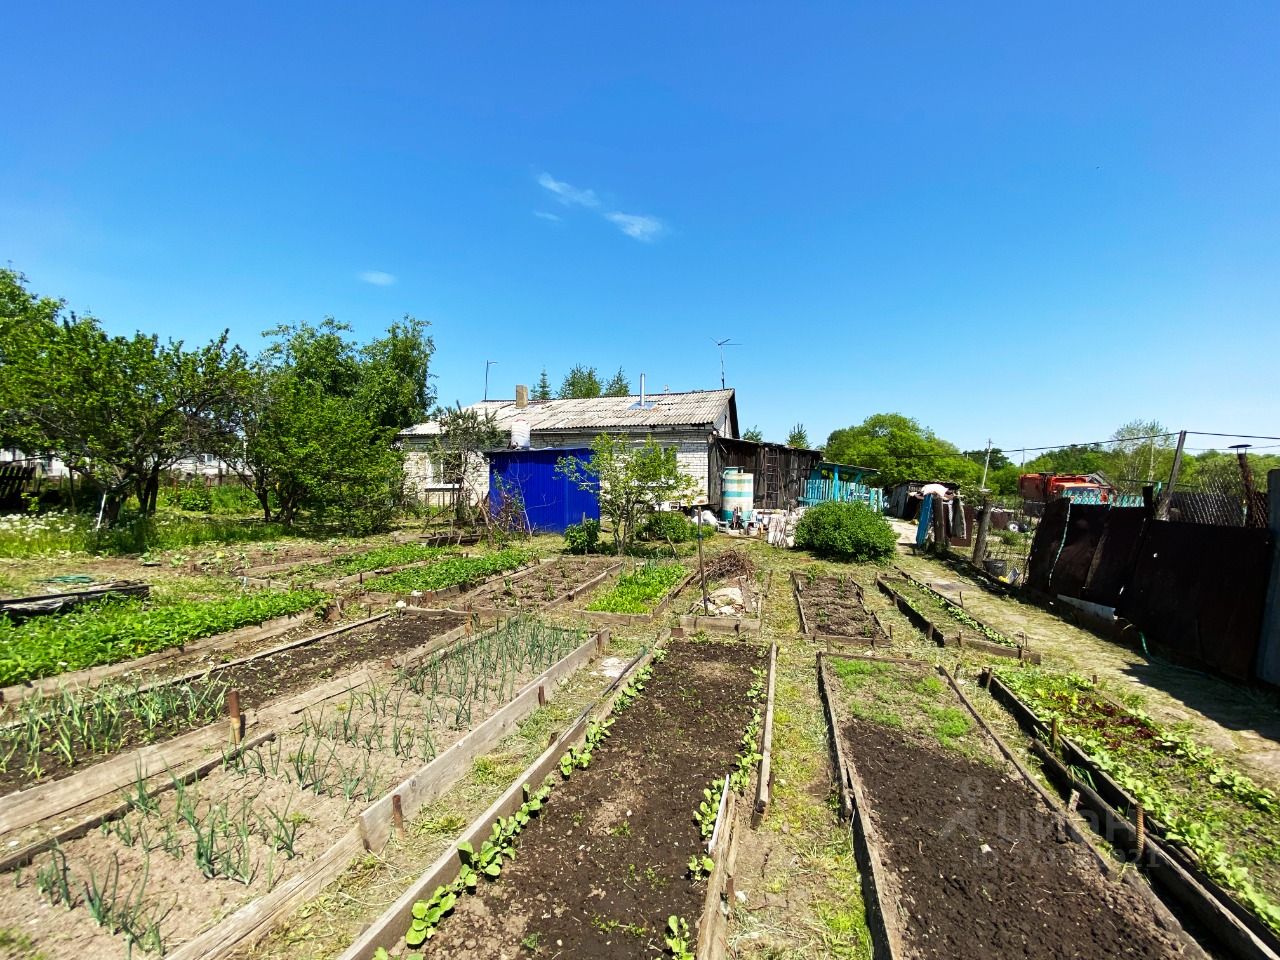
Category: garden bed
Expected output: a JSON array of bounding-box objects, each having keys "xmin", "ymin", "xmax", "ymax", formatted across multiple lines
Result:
[
  {"xmin": 455, "ymin": 554, "xmax": 621, "ymax": 615},
  {"xmin": 876, "ymin": 572, "xmax": 1039, "ymax": 663},
  {"xmin": 792, "ymin": 570, "xmax": 890, "ymax": 648},
  {"xmin": 344, "ymin": 635, "xmax": 768, "ymax": 960},
  {"xmin": 0, "ymin": 618, "xmax": 606, "ymax": 960},
  {"xmin": 360, "ymin": 550, "xmax": 538, "ymax": 604},
  {"xmin": 818, "ymin": 652, "xmax": 1203, "ymax": 960},
  {"xmin": 675, "ymin": 549, "xmax": 769, "ymax": 635},
  {"xmin": 984, "ymin": 666, "xmax": 1280, "ymax": 959},
  {"xmin": 578, "ymin": 561, "xmax": 697, "ymax": 627},
  {"xmin": 0, "ymin": 610, "xmax": 469, "ymax": 796}
]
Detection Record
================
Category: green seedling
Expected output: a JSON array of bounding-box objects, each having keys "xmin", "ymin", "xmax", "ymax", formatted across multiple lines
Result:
[
  {"xmin": 687, "ymin": 854, "xmax": 714, "ymax": 880},
  {"xmin": 665, "ymin": 915, "xmax": 694, "ymax": 960}
]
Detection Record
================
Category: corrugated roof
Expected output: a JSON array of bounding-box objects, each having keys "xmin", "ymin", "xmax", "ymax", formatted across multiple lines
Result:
[{"xmin": 401, "ymin": 389, "xmax": 736, "ymax": 437}]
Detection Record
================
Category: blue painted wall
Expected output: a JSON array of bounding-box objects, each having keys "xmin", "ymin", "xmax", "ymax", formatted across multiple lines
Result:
[{"xmin": 488, "ymin": 448, "xmax": 600, "ymax": 534}]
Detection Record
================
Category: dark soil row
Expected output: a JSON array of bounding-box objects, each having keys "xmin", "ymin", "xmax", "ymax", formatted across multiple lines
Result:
[
  {"xmin": 836, "ymin": 682, "xmax": 1193, "ymax": 959},
  {"xmin": 0, "ymin": 612, "xmax": 465, "ymax": 794},
  {"xmin": 415, "ymin": 637, "xmax": 765, "ymax": 959},
  {"xmin": 794, "ymin": 573, "xmax": 884, "ymax": 640}
]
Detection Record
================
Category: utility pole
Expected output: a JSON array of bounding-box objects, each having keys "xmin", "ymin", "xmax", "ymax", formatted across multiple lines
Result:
[
  {"xmin": 1155, "ymin": 430, "xmax": 1187, "ymax": 520},
  {"xmin": 980, "ymin": 439, "xmax": 993, "ymax": 491},
  {"xmin": 484, "ymin": 360, "xmax": 498, "ymax": 402},
  {"xmin": 712, "ymin": 338, "xmax": 738, "ymax": 390}
]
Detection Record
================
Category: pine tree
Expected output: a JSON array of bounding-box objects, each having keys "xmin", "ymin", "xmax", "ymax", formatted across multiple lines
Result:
[
  {"xmin": 533, "ymin": 368, "xmax": 552, "ymax": 401},
  {"xmin": 787, "ymin": 423, "xmax": 810, "ymax": 448},
  {"xmin": 603, "ymin": 367, "xmax": 630, "ymax": 397}
]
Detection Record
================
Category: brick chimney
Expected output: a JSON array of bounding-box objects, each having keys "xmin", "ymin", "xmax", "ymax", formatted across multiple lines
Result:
[{"xmin": 515, "ymin": 384, "xmax": 529, "ymax": 408}]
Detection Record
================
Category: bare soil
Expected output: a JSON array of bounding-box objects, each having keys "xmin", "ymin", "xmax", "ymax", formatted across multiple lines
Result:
[
  {"xmin": 795, "ymin": 573, "xmax": 884, "ymax": 639},
  {"xmin": 414, "ymin": 638, "xmax": 766, "ymax": 959},
  {"xmin": 460, "ymin": 556, "xmax": 616, "ymax": 612},
  {"xmin": 842, "ymin": 719, "xmax": 1194, "ymax": 959}
]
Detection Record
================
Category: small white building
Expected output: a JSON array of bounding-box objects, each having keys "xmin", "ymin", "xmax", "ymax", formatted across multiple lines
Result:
[{"xmin": 399, "ymin": 387, "xmax": 740, "ymax": 506}]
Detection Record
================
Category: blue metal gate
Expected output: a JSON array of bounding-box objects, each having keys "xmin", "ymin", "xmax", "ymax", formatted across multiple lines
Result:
[{"xmin": 488, "ymin": 448, "xmax": 600, "ymax": 534}]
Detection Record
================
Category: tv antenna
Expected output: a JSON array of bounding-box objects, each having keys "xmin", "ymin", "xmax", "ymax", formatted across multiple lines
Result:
[{"xmin": 712, "ymin": 337, "xmax": 739, "ymax": 389}]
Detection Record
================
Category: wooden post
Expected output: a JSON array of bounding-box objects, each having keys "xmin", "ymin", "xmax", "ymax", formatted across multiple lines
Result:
[
  {"xmin": 391, "ymin": 794, "xmax": 405, "ymax": 837},
  {"xmin": 227, "ymin": 690, "xmax": 243, "ymax": 745},
  {"xmin": 537, "ymin": 685, "xmax": 546, "ymax": 707},
  {"xmin": 1154, "ymin": 430, "xmax": 1187, "ymax": 520},
  {"xmin": 695, "ymin": 510, "xmax": 710, "ymax": 610},
  {"xmin": 1050, "ymin": 717, "xmax": 1059, "ymax": 753},
  {"xmin": 972, "ymin": 496, "xmax": 993, "ymax": 567},
  {"xmin": 1135, "ymin": 803, "xmax": 1146, "ymax": 861}
]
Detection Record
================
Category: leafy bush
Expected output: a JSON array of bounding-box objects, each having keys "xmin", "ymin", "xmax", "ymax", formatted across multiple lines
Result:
[
  {"xmin": 0, "ymin": 590, "xmax": 327, "ymax": 685},
  {"xmin": 162, "ymin": 483, "xmax": 212, "ymax": 512},
  {"xmin": 794, "ymin": 501, "xmax": 896, "ymax": 562},
  {"xmin": 563, "ymin": 519, "xmax": 600, "ymax": 554},
  {"xmin": 640, "ymin": 511, "xmax": 693, "ymax": 543}
]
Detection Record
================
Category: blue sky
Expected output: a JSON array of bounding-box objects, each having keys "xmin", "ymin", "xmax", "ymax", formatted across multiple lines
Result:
[{"xmin": 3, "ymin": 2, "xmax": 1277, "ymax": 452}]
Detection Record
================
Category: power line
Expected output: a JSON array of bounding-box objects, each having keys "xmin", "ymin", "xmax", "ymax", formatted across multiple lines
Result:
[{"xmin": 1188, "ymin": 431, "xmax": 1280, "ymax": 442}]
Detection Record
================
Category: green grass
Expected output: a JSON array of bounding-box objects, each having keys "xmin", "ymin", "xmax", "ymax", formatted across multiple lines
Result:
[
  {"xmin": 0, "ymin": 589, "xmax": 327, "ymax": 685},
  {"xmin": 0, "ymin": 509, "xmax": 292, "ymax": 558},
  {"xmin": 297, "ymin": 544, "xmax": 455, "ymax": 579},
  {"xmin": 585, "ymin": 563, "xmax": 686, "ymax": 614},
  {"xmin": 363, "ymin": 549, "xmax": 532, "ymax": 593}
]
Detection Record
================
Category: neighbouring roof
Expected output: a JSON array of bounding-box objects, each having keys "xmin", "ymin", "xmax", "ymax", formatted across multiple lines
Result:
[{"xmin": 401, "ymin": 389, "xmax": 738, "ymax": 439}]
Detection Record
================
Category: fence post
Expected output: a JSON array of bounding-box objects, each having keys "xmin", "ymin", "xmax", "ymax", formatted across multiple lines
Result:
[{"xmin": 1255, "ymin": 470, "xmax": 1280, "ymax": 684}]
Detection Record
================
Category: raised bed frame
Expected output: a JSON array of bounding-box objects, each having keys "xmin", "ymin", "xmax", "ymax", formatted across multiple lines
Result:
[
  {"xmin": 0, "ymin": 580, "xmax": 150, "ymax": 619},
  {"xmin": 451, "ymin": 557, "xmax": 623, "ymax": 619},
  {"xmin": 675, "ymin": 569, "xmax": 772, "ymax": 636},
  {"xmin": 0, "ymin": 610, "xmax": 473, "ymax": 852},
  {"xmin": 792, "ymin": 571, "xmax": 892, "ymax": 650},
  {"xmin": 338, "ymin": 631, "xmax": 774, "ymax": 960},
  {"xmin": 983, "ymin": 669, "xmax": 1280, "ymax": 960},
  {"xmin": 577, "ymin": 565, "xmax": 701, "ymax": 628},
  {"xmin": 876, "ymin": 572, "xmax": 1040, "ymax": 664},
  {"xmin": 162, "ymin": 623, "xmax": 613, "ymax": 960},
  {"xmin": 816, "ymin": 650, "xmax": 1209, "ymax": 960}
]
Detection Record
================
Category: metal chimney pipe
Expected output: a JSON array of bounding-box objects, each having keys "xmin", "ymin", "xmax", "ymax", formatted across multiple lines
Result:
[{"xmin": 640, "ymin": 373, "xmax": 645, "ymax": 406}]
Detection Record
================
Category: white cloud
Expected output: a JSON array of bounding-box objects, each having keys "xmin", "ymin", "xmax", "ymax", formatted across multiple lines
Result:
[
  {"xmin": 605, "ymin": 212, "xmax": 664, "ymax": 242},
  {"xmin": 537, "ymin": 172, "xmax": 599, "ymax": 208},
  {"xmin": 359, "ymin": 270, "xmax": 396, "ymax": 286},
  {"xmin": 534, "ymin": 210, "xmax": 562, "ymax": 222}
]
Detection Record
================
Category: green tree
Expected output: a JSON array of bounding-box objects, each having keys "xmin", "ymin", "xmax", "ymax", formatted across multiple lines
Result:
[
  {"xmin": 963, "ymin": 447, "xmax": 1011, "ymax": 470},
  {"xmin": 742, "ymin": 426, "xmax": 764, "ymax": 443},
  {"xmin": 786, "ymin": 423, "xmax": 810, "ymax": 448},
  {"xmin": 603, "ymin": 367, "xmax": 631, "ymax": 397},
  {"xmin": 430, "ymin": 402, "xmax": 505, "ymax": 524},
  {"xmin": 824, "ymin": 413, "xmax": 980, "ymax": 490},
  {"xmin": 0, "ymin": 270, "xmax": 248, "ymax": 522},
  {"xmin": 533, "ymin": 368, "xmax": 553, "ymax": 401},
  {"xmin": 558, "ymin": 435, "xmax": 699, "ymax": 553},
  {"xmin": 559, "ymin": 365, "xmax": 602, "ymax": 399}
]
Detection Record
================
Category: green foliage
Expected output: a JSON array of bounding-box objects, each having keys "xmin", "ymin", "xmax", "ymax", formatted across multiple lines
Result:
[
  {"xmin": 639, "ymin": 511, "xmax": 697, "ymax": 544},
  {"xmin": 794, "ymin": 501, "xmax": 896, "ymax": 562},
  {"xmin": 0, "ymin": 510, "xmax": 291, "ymax": 558},
  {"xmin": 741, "ymin": 426, "xmax": 764, "ymax": 443},
  {"xmin": 786, "ymin": 423, "xmax": 810, "ymax": 449},
  {"xmin": 558, "ymin": 435, "xmax": 700, "ymax": 553},
  {"xmin": 363, "ymin": 549, "xmax": 531, "ymax": 593},
  {"xmin": 533, "ymin": 368, "xmax": 553, "ymax": 401},
  {"xmin": 0, "ymin": 590, "xmax": 326, "ymax": 685},
  {"xmin": 563, "ymin": 519, "xmax": 600, "ymax": 554},
  {"xmin": 603, "ymin": 367, "xmax": 631, "ymax": 397},
  {"xmin": 665, "ymin": 915, "xmax": 693, "ymax": 960},
  {"xmin": 824, "ymin": 413, "xmax": 980, "ymax": 491},
  {"xmin": 586, "ymin": 563, "xmax": 686, "ymax": 614},
  {"xmin": 559, "ymin": 364, "xmax": 602, "ymax": 399},
  {"xmin": 303, "ymin": 544, "xmax": 453, "ymax": 578}
]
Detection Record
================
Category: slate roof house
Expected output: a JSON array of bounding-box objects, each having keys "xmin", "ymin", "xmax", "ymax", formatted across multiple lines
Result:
[{"xmin": 398, "ymin": 386, "xmax": 739, "ymax": 506}]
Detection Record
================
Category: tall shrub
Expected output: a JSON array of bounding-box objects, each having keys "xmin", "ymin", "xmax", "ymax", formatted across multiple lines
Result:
[{"xmin": 794, "ymin": 501, "xmax": 896, "ymax": 562}]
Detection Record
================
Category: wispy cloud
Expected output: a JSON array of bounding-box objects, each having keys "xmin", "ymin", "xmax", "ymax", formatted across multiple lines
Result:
[
  {"xmin": 536, "ymin": 171, "xmax": 666, "ymax": 242},
  {"xmin": 359, "ymin": 270, "xmax": 396, "ymax": 286},
  {"xmin": 605, "ymin": 212, "xmax": 664, "ymax": 242},
  {"xmin": 537, "ymin": 173, "xmax": 599, "ymax": 208}
]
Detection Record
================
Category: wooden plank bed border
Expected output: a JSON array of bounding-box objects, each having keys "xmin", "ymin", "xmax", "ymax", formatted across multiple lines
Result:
[
  {"xmin": 983, "ymin": 671, "xmax": 1280, "ymax": 960},
  {"xmin": 577, "ymin": 566, "xmax": 701, "ymax": 627},
  {"xmin": 0, "ymin": 612, "xmax": 477, "ymax": 837},
  {"xmin": 163, "ymin": 626, "xmax": 614, "ymax": 960},
  {"xmin": 336, "ymin": 633, "xmax": 672, "ymax": 960},
  {"xmin": 875, "ymin": 575, "xmax": 1039, "ymax": 664},
  {"xmin": 815, "ymin": 652, "xmax": 905, "ymax": 960},
  {"xmin": 454, "ymin": 560, "xmax": 623, "ymax": 619},
  {"xmin": 753, "ymin": 641, "xmax": 778, "ymax": 821},
  {"xmin": 793, "ymin": 571, "xmax": 892, "ymax": 649}
]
